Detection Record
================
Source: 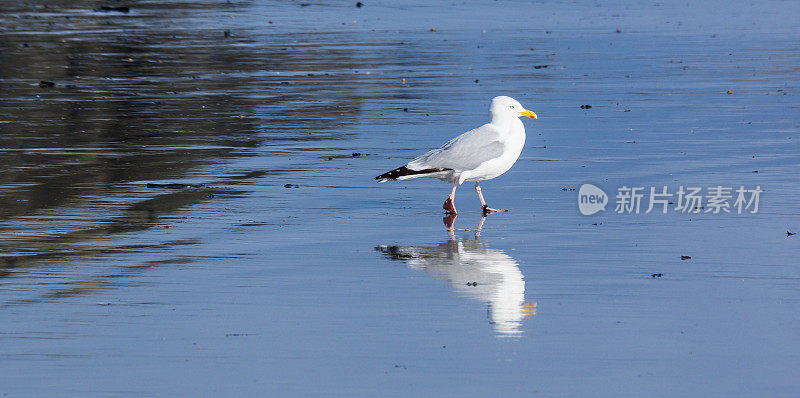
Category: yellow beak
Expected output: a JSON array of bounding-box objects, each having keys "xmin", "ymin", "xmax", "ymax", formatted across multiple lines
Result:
[{"xmin": 519, "ymin": 109, "xmax": 537, "ymax": 119}]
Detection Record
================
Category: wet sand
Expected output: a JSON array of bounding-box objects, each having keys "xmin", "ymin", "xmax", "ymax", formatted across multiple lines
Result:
[{"xmin": 1, "ymin": 0, "xmax": 799, "ymax": 396}]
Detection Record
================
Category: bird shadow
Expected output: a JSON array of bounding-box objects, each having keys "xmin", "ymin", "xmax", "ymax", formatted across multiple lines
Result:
[{"xmin": 375, "ymin": 213, "xmax": 536, "ymax": 337}]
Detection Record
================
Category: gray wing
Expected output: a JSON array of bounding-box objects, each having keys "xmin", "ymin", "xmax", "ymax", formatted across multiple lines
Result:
[{"xmin": 406, "ymin": 124, "xmax": 505, "ymax": 172}]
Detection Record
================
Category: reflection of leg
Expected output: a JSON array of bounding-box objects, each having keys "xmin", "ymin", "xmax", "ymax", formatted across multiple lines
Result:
[
  {"xmin": 443, "ymin": 180, "xmax": 458, "ymax": 214},
  {"xmin": 442, "ymin": 213, "xmax": 458, "ymax": 240},
  {"xmin": 475, "ymin": 182, "xmax": 507, "ymax": 214},
  {"xmin": 474, "ymin": 215, "xmax": 486, "ymax": 239}
]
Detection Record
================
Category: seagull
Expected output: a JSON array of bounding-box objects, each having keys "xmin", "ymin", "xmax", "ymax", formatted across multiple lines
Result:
[{"xmin": 375, "ymin": 96, "xmax": 537, "ymax": 214}]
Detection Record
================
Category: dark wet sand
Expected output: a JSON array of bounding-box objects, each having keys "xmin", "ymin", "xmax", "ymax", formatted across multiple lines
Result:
[{"xmin": 1, "ymin": 0, "xmax": 799, "ymax": 396}]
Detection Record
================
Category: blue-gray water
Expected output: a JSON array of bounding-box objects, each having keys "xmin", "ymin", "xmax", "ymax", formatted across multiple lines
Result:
[{"xmin": 1, "ymin": 0, "xmax": 798, "ymax": 396}]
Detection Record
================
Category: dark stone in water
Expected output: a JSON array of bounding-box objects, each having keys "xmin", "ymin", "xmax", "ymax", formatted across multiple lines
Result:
[
  {"xmin": 38, "ymin": 80, "xmax": 55, "ymax": 88},
  {"xmin": 94, "ymin": 6, "xmax": 130, "ymax": 13},
  {"xmin": 146, "ymin": 183, "xmax": 204, "ymax": 189}
]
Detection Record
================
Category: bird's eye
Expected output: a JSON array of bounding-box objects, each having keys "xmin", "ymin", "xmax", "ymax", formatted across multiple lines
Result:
[{"xmin": 510, "ymin": 105, "xmax": 515, "ymax": 109}]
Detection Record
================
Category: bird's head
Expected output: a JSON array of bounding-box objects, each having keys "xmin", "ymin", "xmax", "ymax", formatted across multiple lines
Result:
[{"xmin": 490, "ymin": 96, "xmax": 537, "ymax": 120}]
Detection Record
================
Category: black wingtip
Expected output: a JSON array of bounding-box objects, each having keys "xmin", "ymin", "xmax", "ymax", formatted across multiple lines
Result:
[{"xmin": 375, "ymin": 166, "xmax": 448, "ymax": 181}]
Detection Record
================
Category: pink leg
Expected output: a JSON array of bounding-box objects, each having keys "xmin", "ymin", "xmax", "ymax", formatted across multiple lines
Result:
[
  {"xmin": 443, "ymin": 180, "xmax": 458, "ymax": 214},
  {"xmin": 475, "ymin": 182, "xmax": 507, "ymax": 214}
]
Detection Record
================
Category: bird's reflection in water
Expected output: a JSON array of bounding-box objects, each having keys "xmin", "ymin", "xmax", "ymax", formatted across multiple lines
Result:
[{"xmin": 376, "ymin": 214, "xmax": 535, "ymax": 337}]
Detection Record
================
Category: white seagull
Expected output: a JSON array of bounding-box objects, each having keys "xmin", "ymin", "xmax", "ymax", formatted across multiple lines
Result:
[{"xmin": 375, "ymin": 96, "xmax": 537, "ymax": 214}]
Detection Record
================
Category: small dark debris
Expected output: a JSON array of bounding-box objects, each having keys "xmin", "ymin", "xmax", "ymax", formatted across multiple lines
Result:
[
  {"xmin": 223, "ymin": 30, "xmax": 230, "ymax": 38},
  {"xmin": 753, "ymin": 170, "xmax": 758, "ymax": 173},
  {"xmin": 38, "ymin": 80, "xmax": 55, "ymax": 88},
  {"xmin": 225, "ymin": 333, "xmax": 249, "ymax": 337},
  {"xmin": 327, "ymin": 157, "xmax": 333, "ymax": 161},
  {"xmin": 300, "ymin": 3, "xmax": 310, "ymax": 6},
  {"xmin": 474, "ymin": 79, "xmax": 479, "ymax": 83},
  {"xmin": 616, "ymin": 29, "xmax": 622, "ymax": 33},
  {"xmin": 580, "ymin": 104, "xmax": 592, "ymax": 109},
  {"xmin": 356, "ymin": 1, "xmax": 363, "ymax": 7},
  {"xmin": 283, "ymin": 184, "xmax": 300, "ymax": 188},
  {"xmin": 681, "ymin": 255, "xmax": 692, "ymax": 260},
  {"xmin": 466, "ymin": 282, "xmax": 478, "ymax": 286},
  {"xmin": 403, "ymin": 108, "xmax": 408, "ymax": 112},
  {"xmin": 352, "ymin": 152, "xmax": 361, "ymax": 157},
  {"xmin": 23, "ymin": 43, "xmax": 29, "ymax": 47},
  {"xmin": 592, "ymin": 222, "xmax": 602, "ymax": 226},
  {"xmin": 94, "ymin": 6, "xmax": 130, "ymax": 13},
  {"xmin": 533, "ymin": 65, "xmax": 549, "ymax": 69},
  {"xmin": 651, "ymin": 273, "xmax": 663, "ymax": 278},
  {"xmin": 788, "ymin": 231, "xmax": 796, "ymax": 237},
  {"xmin": 146, "ymin": 183, "xmax": 204, "ymax": 189},
  {"xmin": 65, "ymin": 84, "xmax": 77, "ymax": 89}
]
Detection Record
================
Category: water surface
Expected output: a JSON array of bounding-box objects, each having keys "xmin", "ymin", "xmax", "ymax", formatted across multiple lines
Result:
[{"xmin": 1, "ymin": 0, "xmax": 799, "ymax": 396}]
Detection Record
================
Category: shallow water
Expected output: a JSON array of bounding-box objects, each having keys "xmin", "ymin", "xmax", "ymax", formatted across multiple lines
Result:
[{"xmin": 1, "ymin": 0, "xmax": 799, "ymax": 396}]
